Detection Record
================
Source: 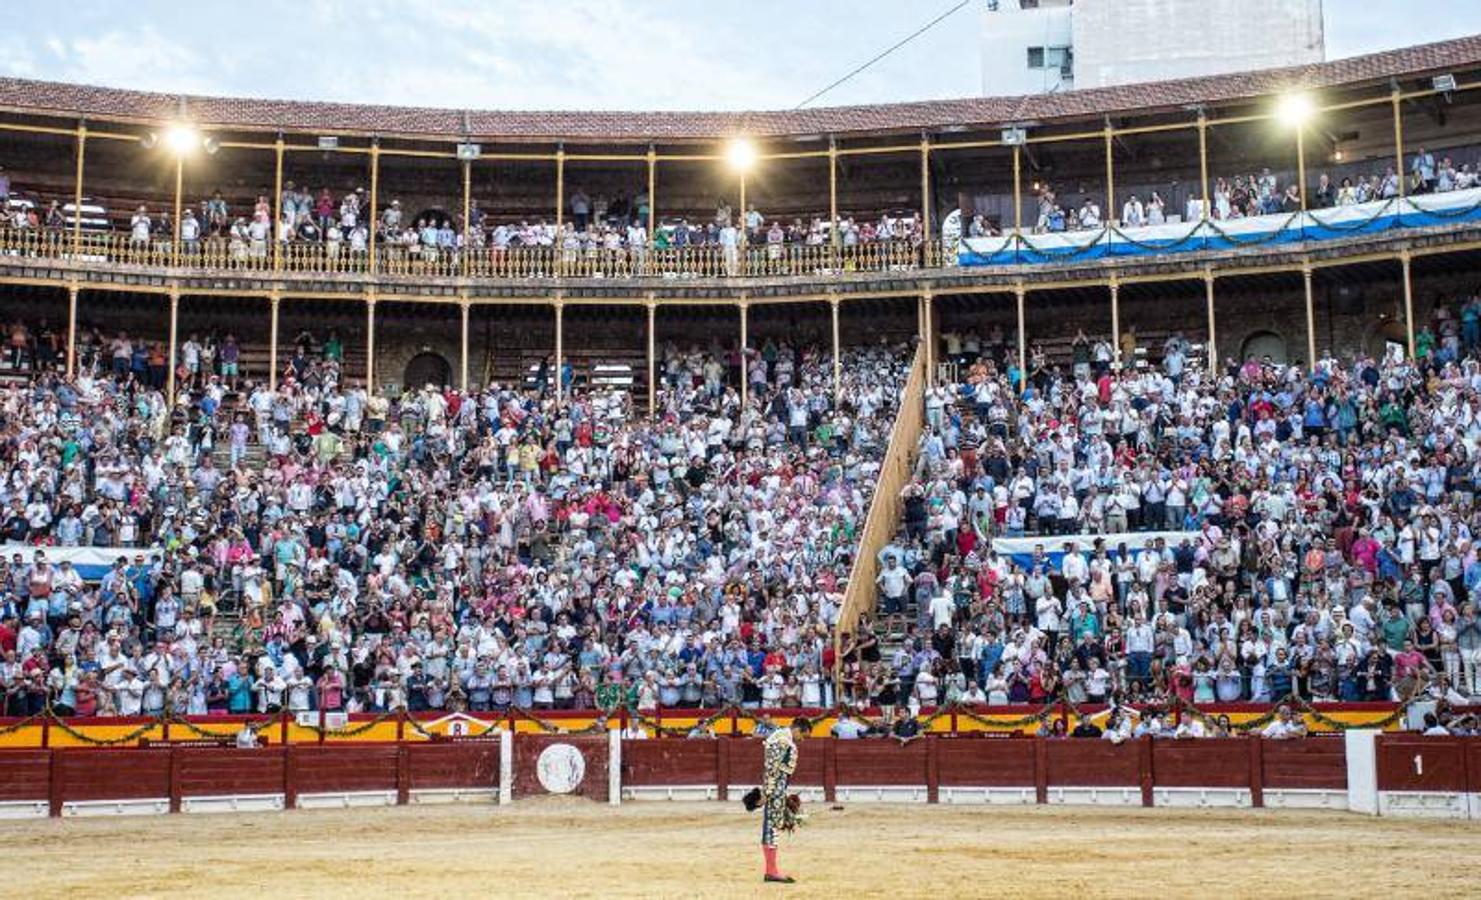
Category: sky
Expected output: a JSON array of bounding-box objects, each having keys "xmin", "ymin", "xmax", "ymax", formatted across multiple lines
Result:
[{"xmin": 0, "ymin": 1, "xmax": 1475, "ymax": 112}]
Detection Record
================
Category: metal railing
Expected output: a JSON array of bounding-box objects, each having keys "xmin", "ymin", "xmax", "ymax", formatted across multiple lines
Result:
[{"xmin": 0, "ymin": 226, "xmax": 940, "ymax": 281}]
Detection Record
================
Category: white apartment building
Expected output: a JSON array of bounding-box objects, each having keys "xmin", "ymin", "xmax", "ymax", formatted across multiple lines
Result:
[{"xmin": 982, "ymin": 0, "xmax": 1326, "ymax": 95}]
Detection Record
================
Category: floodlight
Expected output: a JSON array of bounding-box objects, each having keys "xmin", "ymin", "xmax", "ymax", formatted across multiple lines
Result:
[
  {"xmin": 164, "ymin": 122, "xmax": 200, "ymax": 155},
  {"xmin": 1276, "ymin": 92, "xmax": 1315, "ymax": 128},
  {"xmin": 726, "ymin": 137, "xmax": 757, "ymax": 173}
]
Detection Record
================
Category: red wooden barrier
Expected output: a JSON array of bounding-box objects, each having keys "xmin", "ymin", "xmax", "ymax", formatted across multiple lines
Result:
[
  {"xmin": 0, "ymin": 750, "xmax": 50, "ymax": 802},
  {"xmin": 289, "ymin": 745, "xmax": 400, "ymax": 795},
  {"xmin": 512, "ymin": 734, "xmax": 610, "ymax": 802},
  {"xmin": 621, "ymin": 740, "xmax": 718, "ymax": 787},
  {"xmin": 1152, "ymin": 739, "xmax": 1250, "ymax": 788},
  {"xmin": 833, "ymin": 739, "xmax": 928, "ymax": 787},
  {"xmin": 1376, "ymin": 736, "xmax": 1469, "ymax": 793},
  {"xmin": 405, "ymin": 743, "xmax": 500, "ymax": 792},
  {"xmin": 52, "ymin": 749, "xmax": 171, "ymax": 810},
  {"xmin": 1044, "ymin": 738, "xmax": 1140, "ymax": 788},
  {"xmin": 0, "ymin": 735, "xmax": 1383, "ymax": 817},
  {"xmin": 1260, "ymin": 737, "xmax": 1347, "ymax": 791},
  {"xmin": 936, "ymin": 737, "xmax": 1036, "ymax": 788},
  {"xmin": 176, "ymin": 748, "xmax": 288, "ymax": 798},
  {"xmin": 1466, "ymin": 739, "xmax": 1481, "ymax": 793}
]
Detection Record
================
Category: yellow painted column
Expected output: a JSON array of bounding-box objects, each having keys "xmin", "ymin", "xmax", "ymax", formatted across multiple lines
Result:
[
  {"xmin": 830, "ymin": 295, "xmax": 841, "ymax": 404},
  {"xmin": 646, "ymin": 145, "xmax": 657, "ymax": 250},
  {"xmin": 1295, "ymin": 123, "xmax": 1308, "ymax": 210},
  {"xmin": 66, "ymin": 282, "xmax": 79, "ymax": 377},
  {"xmin": 1303, "ymin": 261, "xmax": 1317, "ymax": 369},
  {"xmin": 272, "ymin": 136, "xmax": 285, "ymax": 271},
  {"xmin": 460, "ymin": 294, "xmax": 471, "ymax": 392},
  {"xmin": 1392, "ymin": 87, "xmax": 1406, "ymax": 199},
  {"xmin": 1109, "ymin": 275, "xmax": 1122, "ymax": 369},
  {"xmin": 166, "ymin": 287, "xmax": 180, "ymax": 401},
  {"xmin": 1197, "ymin": 112, "xmax": 1210, "ymax": 223},
  {"xmin": 828, "ymin": 139, "xmax": 839, "ymax": 249},
  {"xmin": 738, "ymin": 172, "xmax": 748, "ymax": 274},
  {"xmin": 71, "ymin": 124, "xmax": 86, "ymax": 257},
  {"xmin": 1104, "ymin": 123, "xmax": 1116, "ymax": 226},
  {"xmin": 919, "ymin": 133, "xmax": 932, "ymax": 254},
  {"xmin": 1012, "ymin": 145, "xmax": 1023, "ymax": 236},
  {"xmin": 365, "ymin": 293, "xmax": 377, "ymax": 392},
  {"xmin": 461, "ymin": 159, "xmax": 472, "ymax": 277},
  {"xmin": 268, "ymin": 291, "xmax": 280, "ymax": 391},
  {"xmin": 1401, "ymin": 250, "xmax": 1415, "ymax": 359},
  {"xmin": 555, "ymin": 147, "xmax": 566, "ymax": 278},
  {"xmin": 1204, "ymin": 267, "xmax": 1217, "ymax": 376},
  {"xmin": 368, "ymin": 143, "xmax": 380, "ymax": 273},
  {"xmin": 171, "ymin": 156, "xmax": 183, "ymax": 266}
]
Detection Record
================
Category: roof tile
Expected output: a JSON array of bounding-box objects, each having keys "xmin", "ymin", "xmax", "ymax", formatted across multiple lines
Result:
[{"xmin": 0, "ymin": 35, "xmax": 1476, "ymax": 142}]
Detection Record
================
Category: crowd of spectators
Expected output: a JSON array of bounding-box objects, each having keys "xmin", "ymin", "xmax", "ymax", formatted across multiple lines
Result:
[
  {"xmin": 1, "ymin": 170, "xmax": 924, "ymax": 273},
  {"xmin": 848, "ymin": 288, "xmax": 1481, "ymax": 736},
  {"xmin": 0, "ymin": 322, "xmax": 908, "ymax": 719}
]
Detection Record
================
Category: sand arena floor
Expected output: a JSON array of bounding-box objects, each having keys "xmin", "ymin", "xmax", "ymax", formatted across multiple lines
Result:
[{"xmin": 6, "ymin": 800, "xmax": 1478, "ymax": 898}]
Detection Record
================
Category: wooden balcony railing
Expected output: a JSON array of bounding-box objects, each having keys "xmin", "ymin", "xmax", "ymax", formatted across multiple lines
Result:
[{"xmin": 0, "ymin": 227, "xmax": 945, "ymax": 281}]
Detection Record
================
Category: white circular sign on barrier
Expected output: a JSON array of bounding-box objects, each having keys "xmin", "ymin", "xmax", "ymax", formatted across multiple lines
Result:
[{"xmin": 536, "ymin": 743, "xmax": 586, "ymax": 794}]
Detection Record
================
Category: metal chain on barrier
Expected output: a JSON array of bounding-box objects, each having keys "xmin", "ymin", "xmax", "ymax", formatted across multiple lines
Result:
[
  {"xmin": 1201, "ymin": 211, "xmax": 1305, "ymax": 247},
  {"xmin": 8, "ymin": 695, "xmax": 1413, "ymax": 748}
]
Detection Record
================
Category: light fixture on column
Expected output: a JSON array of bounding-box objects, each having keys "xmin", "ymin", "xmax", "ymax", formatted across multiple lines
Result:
[
  {"xmin": 726, "ymin": 137, "xmax": 757, "ymax": 173},
  {"xmin": 164, "ymin": 122, "xmax": 200, "ymax": 155},
  {"xmin": 1276, "ymin": 92, "xmax": 1315, "ymax": 129}
]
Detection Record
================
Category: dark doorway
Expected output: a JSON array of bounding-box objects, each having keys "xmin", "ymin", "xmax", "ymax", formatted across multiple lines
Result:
[{"xmin": 403, "ymin": 352, "xmax": 452, "ymax": 389}]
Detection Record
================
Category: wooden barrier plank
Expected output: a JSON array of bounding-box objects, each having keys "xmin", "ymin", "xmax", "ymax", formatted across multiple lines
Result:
[
  {"xmin": 1044, "ymin": 739, "xmax": 1140, "ymax": 787},
  {"xmin": 0, "ymin": 750, "xmax": 51, "ymax": 801},
  {"xmin": 1152, "ymin": 739, "xmax": 1249, "ymax": 788},
  {"xmin": 935, "ymin": 738, "xmax": 1037, "ymax": 787},
  {"xmin": 1375, "ymin": 736, "xmax": 1468, "ymax": 793},
  {"xmin": 834, "ymin": 740, "xmax": 928, "ymax": 786},
  {"xmin": 54, "ymin": 749, "xmax": 171, "ymax": 801},
  {"xmin": 405, "ymin": 744, "xmax": 500, "ymax": 790},
  {"xmin": 620, "ymin": 741, "xmax": 718, "ymax": 786},
  {"xmin": 289, "ymin": 746, "xmax": 400, "ymax": 794},
  {"xmin": 1260, "ymin": 738, "xmax": 1347, "ymax": 790}
]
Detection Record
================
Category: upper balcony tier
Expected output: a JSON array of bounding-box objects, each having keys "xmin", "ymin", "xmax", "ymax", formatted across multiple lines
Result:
[{"xmin": 1, "ymin": 35, "xmax": 1480, "ymax": 298}]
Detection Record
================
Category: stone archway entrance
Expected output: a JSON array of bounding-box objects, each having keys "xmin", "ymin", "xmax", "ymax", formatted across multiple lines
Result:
[
  {"xmin": 1240, "ymin": 330, "xmax": 1288, "ymax": 364},
  {"xmin": 403, "ymin": 352, "xmax": 452, "ymax": 389}
]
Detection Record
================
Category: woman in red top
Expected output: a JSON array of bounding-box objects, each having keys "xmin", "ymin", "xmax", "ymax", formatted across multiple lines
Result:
[{"xmin": 74, "ymin": 671, "xmax": 100, "ymax": 717}]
